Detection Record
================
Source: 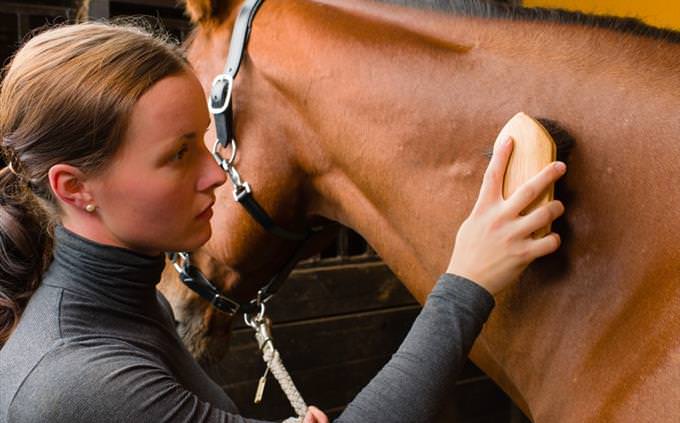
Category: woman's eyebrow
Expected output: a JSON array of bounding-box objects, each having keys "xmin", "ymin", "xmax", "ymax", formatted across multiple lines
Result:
[
  {"xmin": 176, "ymin": 121, "xmax": 211, "ymax": 140},
  {"xmin": 182, "ymin": 122, "xmax": 211, "ymax": 137},
  {"xmin": 179, "ymin": 132, "xmax": 198, "ymax": 139},
  {"xmin": 158, "ymin": 133, "xmax": 191, "ymax": 155}
]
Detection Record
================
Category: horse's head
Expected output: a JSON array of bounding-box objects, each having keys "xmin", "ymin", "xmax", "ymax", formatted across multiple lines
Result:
[{"xmin": 159, "ymin": 0, "xmax": 337, "ymax": 364}]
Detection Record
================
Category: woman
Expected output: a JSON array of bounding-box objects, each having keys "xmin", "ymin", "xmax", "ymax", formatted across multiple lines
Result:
[{"xmin": 0, "ymin": 22, "xmax": 565, "ymax": 423}]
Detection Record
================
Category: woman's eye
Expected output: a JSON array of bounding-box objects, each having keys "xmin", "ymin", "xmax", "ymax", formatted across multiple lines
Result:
[{"xmin": 173, "ymin": 144, "xmax": 188, "ymax": 161}]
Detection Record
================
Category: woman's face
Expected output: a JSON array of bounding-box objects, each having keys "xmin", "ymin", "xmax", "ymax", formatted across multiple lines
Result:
[{"xmin": 85, "ymin": 70, "xmax": 226, "ymax": 255}]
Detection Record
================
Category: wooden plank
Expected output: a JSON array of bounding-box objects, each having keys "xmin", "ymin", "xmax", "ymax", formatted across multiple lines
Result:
[
  {"xmin": 0, "ymin": 3, "xmax": 74, "ymax": 16},
  {"xmin": 212, "ymin": 307, "xmax": 421, "ymax": 418},
  {"xmin": 232, "ymin": 261, "xmax": 418, "ymax": 329},
  {"xmin": 88, "ymin": 0, "xmax": 109, "ymax": 19},
  {"xmin": 224, "ymin": 357, "xmax": 516, "ymax": 421},
  {"xmin": 210, "ymin": 305, "xmax": 421, "ymax": 385},
  {"xmin": 114, "ymin": 0, "xmax": 180, "ymax": 7},
  {"xmin": 225, "ymin": 356, "xmax": 395, "ymax": 420},
  {"xmin": 448, "ymin": 378, "xmax": 516, "ymax": 422},
  {"xmin": 222, "ymin": 358, "xmax": 506, "ymax": 421}
]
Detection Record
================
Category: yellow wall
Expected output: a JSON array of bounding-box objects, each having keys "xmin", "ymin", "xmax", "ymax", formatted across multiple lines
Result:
[{"xmin": 523, "ymin": 0, "xmax": 680, "ymax": 31}]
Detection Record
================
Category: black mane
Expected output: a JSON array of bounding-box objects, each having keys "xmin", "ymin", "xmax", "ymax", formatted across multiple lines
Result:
[{"xmin": 379, "ymin": 0, "xmax": 680, "ymax": 43}]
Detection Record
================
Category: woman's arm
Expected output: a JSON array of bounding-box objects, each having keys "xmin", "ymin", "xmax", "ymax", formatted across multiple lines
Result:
[{"xmin": 335, "ymin": 273, "xmax": 493, "ymax": 422}]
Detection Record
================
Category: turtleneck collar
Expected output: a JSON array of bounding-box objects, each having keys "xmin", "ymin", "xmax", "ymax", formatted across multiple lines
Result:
[{"xmin": 43, "ymin": 225, "xmax": 166, "ymax": 310}]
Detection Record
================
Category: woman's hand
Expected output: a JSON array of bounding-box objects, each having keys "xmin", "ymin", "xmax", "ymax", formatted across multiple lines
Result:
[
  {"xmin": 303, "ymin": 406, "xmax": 329, "ymax": 423},
  {"xmin": 446, "ymin": 137, "xmax": 566, "ymax": 295}
]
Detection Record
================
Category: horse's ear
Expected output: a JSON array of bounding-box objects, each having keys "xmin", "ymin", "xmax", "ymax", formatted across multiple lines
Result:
[{"xmin": 182, "ymin": 0, "xmax": 239, "ymax": 26}]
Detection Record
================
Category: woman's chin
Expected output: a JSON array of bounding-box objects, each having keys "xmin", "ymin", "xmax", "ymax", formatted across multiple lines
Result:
[{"xmin": 184, "ymin": 225, "xmax": 212, "ymax": 251}]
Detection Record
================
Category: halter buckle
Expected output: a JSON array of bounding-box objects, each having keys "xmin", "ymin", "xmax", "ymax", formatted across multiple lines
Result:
[
  {"xmin": 211, "ymin": 293, "xmax": 241, "ymax": 316},
  {"xmin": 208, "ymin": 74, "xmax": 234, "ymax": 115}
]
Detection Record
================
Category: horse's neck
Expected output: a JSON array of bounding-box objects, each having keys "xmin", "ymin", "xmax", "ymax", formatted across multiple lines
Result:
[
  {"xmin": 184, "ymin": 0, "xmax": 680, "ymax": 418},
  {"xmin": 254, "ymin": 2, "xmax": 680, "ymax": 420},
  {"xmin": 287, "ymin": 0, "xmax": 680, "ymax": 292}
]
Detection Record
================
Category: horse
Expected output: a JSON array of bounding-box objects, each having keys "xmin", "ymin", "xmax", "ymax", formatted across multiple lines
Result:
[{"xmin": 158, "ymin": 0, "xmax": 680, "ymax": 421}]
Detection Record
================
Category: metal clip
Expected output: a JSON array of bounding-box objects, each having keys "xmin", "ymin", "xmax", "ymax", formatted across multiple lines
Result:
[
  {"xmin": 169, "ymin": 251, "xmax": 190, "ymax": 274},
  {"xmin": 255, "ymin": 316, "xmax": 273, "ymax": 351},
  {"xmin": 233, "ymin": 182, "xmax": 252, "ymax": 202},
  {"xmin": 243, "ymin": 302, "xmax": 266, "ymax": 329}
]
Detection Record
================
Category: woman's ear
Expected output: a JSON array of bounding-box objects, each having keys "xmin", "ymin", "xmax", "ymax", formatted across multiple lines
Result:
[
  {"xmin": 47, "ymin": 164, "xmax": 94, "ymax": 212},
  {"xmin": 182, "ymin": 0, "xmax": 240, "ymax": 26}
]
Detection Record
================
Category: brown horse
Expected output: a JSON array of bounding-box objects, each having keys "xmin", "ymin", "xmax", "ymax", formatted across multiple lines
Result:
[{"xmin": 159, "ymin": 0, "xmax": 680, "ymax": 421}]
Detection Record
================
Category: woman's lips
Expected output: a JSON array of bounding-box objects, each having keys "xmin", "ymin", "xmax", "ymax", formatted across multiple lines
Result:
[{"xmin": 197, "ymin": 202, "xmax": 214, "ymax": 219}]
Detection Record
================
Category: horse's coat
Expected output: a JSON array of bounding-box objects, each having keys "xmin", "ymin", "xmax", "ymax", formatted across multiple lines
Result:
[{"xmin": 160, "ymin": 1, "xmax": 680, "ymax": 421}]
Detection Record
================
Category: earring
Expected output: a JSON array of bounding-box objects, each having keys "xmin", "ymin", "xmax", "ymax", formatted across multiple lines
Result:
[{"xmin": 85, "ymin": 204, "xmax": 96, "ymax": 213}]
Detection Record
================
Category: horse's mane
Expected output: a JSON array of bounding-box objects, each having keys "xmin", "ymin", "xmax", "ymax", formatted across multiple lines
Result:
[{"xmin": 379, "ymin": 0, "xmax": 680, "ymax": 44}]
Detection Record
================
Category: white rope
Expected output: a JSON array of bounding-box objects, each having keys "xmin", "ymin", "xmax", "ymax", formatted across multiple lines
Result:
[{"xmin": 255, "ymin": 330, "xmax": 308, "ymax": 419}]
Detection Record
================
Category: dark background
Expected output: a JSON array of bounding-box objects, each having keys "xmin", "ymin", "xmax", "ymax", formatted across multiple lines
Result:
[{"xmin": 0, "ymin": 1, "xmax": 529, "ymax": 421}]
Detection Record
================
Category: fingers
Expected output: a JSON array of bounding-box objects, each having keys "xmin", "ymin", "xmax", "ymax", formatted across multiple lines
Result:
[
  {"xmin": 513, "ymin": 200, "xmax": 564, "ymax": 237},
  {"xmin": 525, "ymin": 232, "xmax": 561, "ymax": 259},
  {"xmin": 504, "ymin": 161, "xmax": 566, "ymax": 217},
  {"xmin": 304, "ymin": 406, "xmax": 329, "ymax": 423},
  {"xmin": 303, "ymin": 411, "xmax": 314, "ymax": 423},
  {"xmin": 477, "ymin": 137, "xmax": 514, "ymax": 207}
]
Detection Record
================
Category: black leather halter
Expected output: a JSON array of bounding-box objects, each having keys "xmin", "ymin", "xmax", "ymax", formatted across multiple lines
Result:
[
  {"xmin": 209, "ymin": 0, "xmax": 309, "ymax": 242},
  {"xmin": 169, "ymin": 0, "xmax": 323, "ymax": 316}
]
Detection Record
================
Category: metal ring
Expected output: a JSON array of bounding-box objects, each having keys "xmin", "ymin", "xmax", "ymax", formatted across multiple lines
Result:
[
  {"xmin": 243, "ymin": 303, "xmax": 266, "ymax": 329},
  {"xmin": 212, "ymin": 139, "xmax": 227, "ymax": 169},
  {"xmin": 212, "ymin": 138, "xmax": 237, "ymax": 170},
  {"xmin": 244, "ymin": 312, "xmax": 256, "ymax": 329},
  {"xmin": 226, "ymin": 139, "xmax": 237, "ymax": 166},
  {"xmin": 256, "ymin": 289, "xmax": 264, "ymax": 307}
]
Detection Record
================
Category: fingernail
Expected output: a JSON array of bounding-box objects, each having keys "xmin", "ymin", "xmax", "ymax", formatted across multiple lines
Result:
[
  {"xmin": 554, "ymin": 162, "xmax": 566, "ymax": 173},
  {"xmin": 504, "ymin": 137, "xmax": 513, "ymax": 146}
]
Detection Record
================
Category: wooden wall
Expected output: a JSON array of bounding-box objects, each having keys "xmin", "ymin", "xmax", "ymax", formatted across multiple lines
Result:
[{"xmin": 0, "ymin": 1, "xmax": 190, "ymax": 68}]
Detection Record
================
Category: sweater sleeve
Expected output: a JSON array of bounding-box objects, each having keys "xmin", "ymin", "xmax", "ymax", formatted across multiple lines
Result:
[{"xmin": 335, "ymin": 273, "xmax": 495, "ymax": 423}]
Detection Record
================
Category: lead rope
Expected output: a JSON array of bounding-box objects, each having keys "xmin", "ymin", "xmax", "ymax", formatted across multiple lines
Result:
[{"xmin": 246, "ymin": 305, "xmax": 307, "ymax": 423}]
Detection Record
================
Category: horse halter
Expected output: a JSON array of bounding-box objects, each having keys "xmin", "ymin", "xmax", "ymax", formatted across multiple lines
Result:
[{"xmin": 169, "ymin": 0, "xmax": 322, "ymax": 316}]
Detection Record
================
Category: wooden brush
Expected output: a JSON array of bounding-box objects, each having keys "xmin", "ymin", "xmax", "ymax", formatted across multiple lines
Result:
[{"xmin": 495, "ymin": 112, "xmax": 557, "ymax": 238}]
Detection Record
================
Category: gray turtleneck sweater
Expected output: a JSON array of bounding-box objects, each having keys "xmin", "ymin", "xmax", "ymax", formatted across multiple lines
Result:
[{"xmin": 0, "ymin": 226, "xmax": 494, "ymax": 422}]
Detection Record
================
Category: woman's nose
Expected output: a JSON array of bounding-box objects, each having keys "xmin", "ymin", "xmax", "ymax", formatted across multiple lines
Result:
[{"xmin": 198, "ymin": 145, "xmax": 227, "ymax": 191}]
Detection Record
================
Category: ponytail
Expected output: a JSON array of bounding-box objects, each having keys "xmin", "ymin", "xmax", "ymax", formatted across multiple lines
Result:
[{"xmin": 0, "ymin": 166, "xmax": 53, "ymax": 346}]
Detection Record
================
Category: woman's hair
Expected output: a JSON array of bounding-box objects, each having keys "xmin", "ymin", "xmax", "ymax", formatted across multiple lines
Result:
[{"xmin": 0, "ymin": 21, "xmax": 190, "ymax": 346}]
